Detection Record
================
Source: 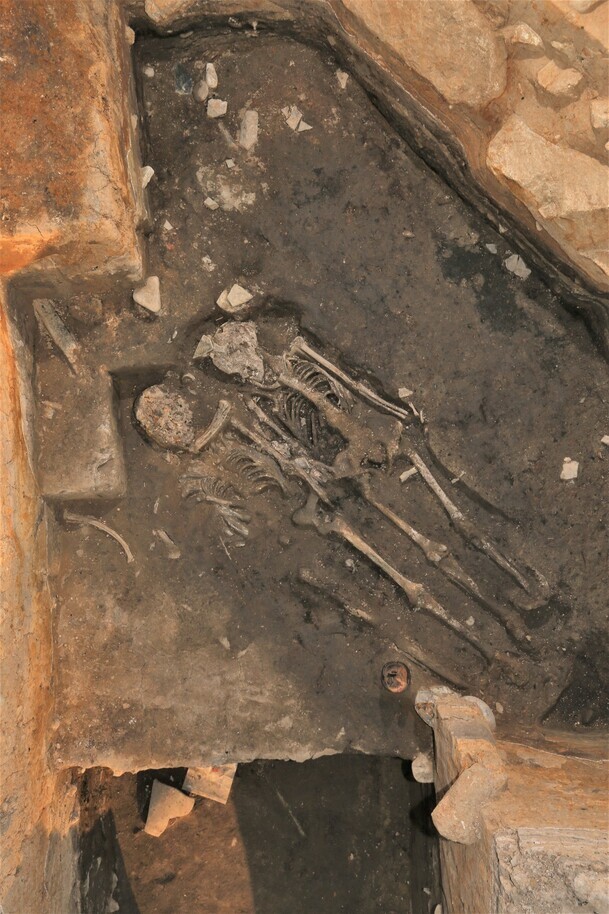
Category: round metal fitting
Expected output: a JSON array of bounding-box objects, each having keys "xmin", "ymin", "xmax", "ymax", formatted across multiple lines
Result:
[{"xmin": 381, "ymin": 661, "xmax": 410, "ymax": 693}]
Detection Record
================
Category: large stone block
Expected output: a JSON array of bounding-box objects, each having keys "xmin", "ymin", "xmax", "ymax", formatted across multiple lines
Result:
[{"xmin": 0, "ymin": 0, "xmax": 144, "ymax": 291}]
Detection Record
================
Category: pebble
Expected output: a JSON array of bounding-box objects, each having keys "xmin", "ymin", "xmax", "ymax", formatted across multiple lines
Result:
[
  {"xmin": 336, "ymin": 69, "xmax": 349, "ymax": 89},
  {"xmin": 140, "ymin": 165, "xmax": 155, "ymax": 188},
  {"xmin": 297, "ymin": 119, "xmax": 313, "ymax": 132},
  {"xmin": 143, "ymin": 65, "xmax": 155, "ymax": 78},
  {"xmin": 465, "ymin": 616, "xmax": 475, "ymax": 627},
  {"xmin": 217, "ymin": 283, "xmax": 254, "ymax": 316},
  {"xmin": 163, "ymin": 219, "xmax": 173, "ymax": 231},
  {"xmin": 495, "ymin": 702, "xmax": 504, "ymax": 714},
  {"xmin": 225, "ymin": 158, "xmax": 236, "ymax": 169},
  {"xmin": 125, "ymin": 25, "xmax": 136, "ymax": 45},
  {"xmin": 193, "ymin": 79, "xmax": 209, "ymax": 102},
  {"xmin": 398, "ymin": 387, "xmax": 414, "ymax": 399},
  {"xmin": 485, "ymin": 243, "xmax": 498, "ymax": 254},
  {"xmin": 601, "ymin": 435, "xmax": 609, "ymax": 446},
  {"xmin": 204, "ymin": 196, "xmax": 219, "ymax": 210},
  {"xmin": 207, "ymin": 98, "xmax": 228, "ymax": 118},
  {"xmin": 133, "ymin": 276, "xmax": 161, "ymax": 314},
  {"xmin": 504, "ymin": 253, "xmax": 531, "ymax": 279},
  {"xmin": 206, "ymin": 62, "xmax": 219, "ymax": 89},
  {"xmin": 560, "ymin": 457, "xmax": 579, "ymax": 481},
  {"xmin": 238, "ymin": 109, "xmax": 259, "ymax": 150}
]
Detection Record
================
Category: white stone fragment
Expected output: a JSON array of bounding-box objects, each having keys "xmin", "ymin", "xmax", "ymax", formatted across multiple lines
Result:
[
  {"xmin": 508, "ymin": 23, "xmax": 543, "ymax": 49},
  {"xmin": 601, "ymin": 435, "xmax": 609, "ymax": 446},
  {"xmin": 495, "ymin": 702, "xmax": 504, "ymax": 714},
  {"xmin": 504, "ymin": 253, "xmax": 531, "ymax": 279},
  {"xmin": 206, "ymin": 62, "xmax": 218, "ymax": 89},
  {"xmin": 336, "ymin": 69, "xmax": 349, "ymax": 89},
  {"xmin": 398, "ymin": 387, "xmax": 414, "ymax": 399},
  {"xmin": 560, "ymin": 457, "xmax": 579, "ymax": 480},
  {"xmin": 411, "ymin": 752, "xmax": 434, "ymax": 783},
  {"xmin": 238, "ymin": 109, "xmax": 259, "ymax": 150},
  {"xmin": 163, "ymin": 220, "xmax": 173, "ymax": 231},
  {"xmin": 485, "ymin": 243, "xmax": 498, "ymax": 254},
  {"xmin": 297, "ymin": 120, "xmax": 313, "ymax": 132},
  {"xmin": 183, "ymin": 764, "xmax": 237, "ymax": 804},
  {"xmin": 225, "ymin": 158, "xmax": 236, "ymax": 169},
  {"xmin": 131, "ymin": 113, "xmax": 138, "ymax": 130},
  {"xmin": 193, "ymin": 79, "xmax": 209, "ymax": 102},
  {"xmin": 204, "ymin": 196, "xmax": 219, "ymax": 210},
  {"xmin": 590, "ymin": 98, "xmax": 609, "ymax": 131},
  {"xmin": 466, "ymin": 616, "xmax": 475, "ymax": 627},
  {"xmin": 143, "ymin": 65, "xmax": 155, "ymax": 78},
  {"xmin": 284, "ymin": 105, "xmax": 303, "ymax": 131},
  {"xmin": 399, "ymin": 466, "xmax": 418, "ymax": 483},
  {"xmin": 207, "ymin": 98, "xmax": 228, "ymax": 118},
  {"xmin": 217, "ymin": 283, "xmax": 254, "ymax": 316},
  {"xmin": 133, "ymin": 276, "xmax": 161, "ymax": 314},
  {"xmin": 537, "ymin": 60, "xmax": 583, "ymax": 99},
  {"xmin": 144, "ymin": 781, "xmax": 194, "ymax": 837},
  {"xmin": 140, "ymin": 165, "xmax": 155, "ymax": 188},
  {"xmin": 194, "ymin": 335, "xmax": 214, "ymax": 359}
]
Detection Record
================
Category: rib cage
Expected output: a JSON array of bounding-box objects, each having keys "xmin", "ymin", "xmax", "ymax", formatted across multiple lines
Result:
[{"xmin": 287, "ymin": 356, "xmax": 353, "ymax": 411}]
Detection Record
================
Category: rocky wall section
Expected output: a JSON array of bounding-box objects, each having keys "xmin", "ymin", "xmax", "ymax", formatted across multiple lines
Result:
[{"xmin": 129, "ymin": 0, "xmax": 609, "ymax": 351}]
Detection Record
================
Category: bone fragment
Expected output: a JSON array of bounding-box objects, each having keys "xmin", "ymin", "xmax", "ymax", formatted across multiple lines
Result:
[
  {"xmin": 193, "ymin": 400, "xmax": 232, "ymax": 452},
  {"xmin": 33, "ymin": 300, "xmax": 79, "ymax": 369},
  {"xmin": 140, "ymin": 165, "xmax": 155, "ymax": 188},
  {"xmin": 238, "ymin": 109, "xmax": 259, "ymax": 150},
  {"xmin": 154, "ymin": 528, "xmax": 181, "ymax": 559},
  {"xmin": 196, "ymin": 322, "xmax": 265, "ymax": 383},
  {"xmin": 400, "ymin": 467, "xmax": 418, "ymax": 483},
  {"xmin": 64, "ymin": 511, "xmax": 134, "ymax": 564}
]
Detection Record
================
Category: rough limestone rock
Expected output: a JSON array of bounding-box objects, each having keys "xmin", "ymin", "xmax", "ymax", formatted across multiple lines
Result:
[
  {"xmin": 487, "ymin": 116, "xmax": 609, "ymax": 283},
  {"xmin": 340, "ymin": 0, "xmax": 507, "ymax": 108},
  {"xmin": 536, "ymin": 59, "xmax": 584, "ymax": 99}
]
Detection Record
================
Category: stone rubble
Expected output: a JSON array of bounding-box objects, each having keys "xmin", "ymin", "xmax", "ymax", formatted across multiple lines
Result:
[
  {"xmin": 133, "ymin": 276, "xmax": 161, "ymax": 314},
  {"xmin": 144, "ymin": 780, "xmax": 194, "ymax": 837},
  {"xmin": 207, "ymin": 98, "xmax": 228, "ymax": 118},
  {"xmin": 504, "ymin": 254, "xmax": 531, "ymax": 279},
  {"xmin": 336, "ymin": 69, "xmax": 349, "ymax": 89},
  {"xmin": 536, "ymin": 60, "xmax": 584, "ymax": 99},
  {"xmin": 216, "ymin": 283, "xmax": 254, "ymax": 317},
  {"xmin": 193, "ymin": 79, "xmax": 209, "ymax": 102},
  {"xmin": 204, "ymin": 196, "xmax": 219, "ymax": 210},
  {"xmin": 560, "ymin": 457, "xmax": 579, "ymax": 481},
  {"xmin": 238, "ymin": 109, "xmax": 259, "ymax": 150}
]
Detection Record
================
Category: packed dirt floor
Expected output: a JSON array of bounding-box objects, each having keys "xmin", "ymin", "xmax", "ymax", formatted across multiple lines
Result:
[
  {"xmin": 81, "ymin": 757, "xmax": 439, "ymax": 914},
  {"xmin": 44, "ymin": 31, "xmax": 609, "ymax": 776}
]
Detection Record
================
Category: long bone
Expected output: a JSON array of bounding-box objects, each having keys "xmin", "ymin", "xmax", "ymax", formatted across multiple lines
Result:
[
  {"xmin": 290, "ymin": 494, "xmax": 493, "ymax": 663},
  {"xmin": 286, "ymin": 337, "xmax": 549, "ymax": 611},
  {"xmin": 362, "ymin": 489, "xmax": 531, "ymax": 647},
  {"xmin": 251, "ymin": 387, "xmax": 530, "ymax": 647}
]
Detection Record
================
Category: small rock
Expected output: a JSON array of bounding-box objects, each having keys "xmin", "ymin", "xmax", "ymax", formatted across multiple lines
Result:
[
  {"xmin": 398, "ymin": 387, "xmax": 414, "ymax": 399},
  {"xmin": 601, "ymin": 435, "xmax": 609, "ymax": 446},
  {"xmin": 144, "ymin": 781, "xmax": 194, "ymax": 837},
  {"xmin": 175, "ymin": 63, "xmax": 193, "ymax": 95},
  {"xmin": 504, "ymin": 253, "xmax": 531, "ymax": 279},
  {"xmin": 204, "ymin": 197, "xmax": 219, "ymax": 210},
  {"xmin": 402, "ymin": 230, "xmax": 414, "ymax": 238},
  {"xmin": 536, "ymin": 60, "xmax": 583, "ymax": 99},
  {"xmin": 125, "ymin": 25, "xmax": 136, "ymax": 45},
  {"xmin": 433, "ymin": 906, "xmax": 443, "ymax": 914},
  {"xmin": 207, "ymin": 98, "xmax": 227, "ymax": 118},
  {"xmin": 283, "ymin": 105, "xmax": 303, "ymax": 131},
  {"xmin": 217, "ymin": 283, "xmax": 254, "ymax": 317},
  {"xmin": 238, "ymin": 109, "xmax": 259, "ymax": 150},
  {"xmin": 225, "ymin": 158, "xmax": 236, "ymax": 169},
  {"xmin": 485, "ymin": 243, "xmax": 498, "ymax": 254},
  {"xmin": 194, "ymin": 336, "xmax": 214, "ymax": 359},
  {"xmin": 183, "ymin": 764, "xmax": 237, "ymax": 804},
  {"xmin": 140, "ymin": 165, "xmax": 155, "ymax": 188},
  {"xmin": 560, "ymin": 457, "xmax": 579, "ymax": 480},
  {"xmin": 336, "ymin": 69, "xmax": 349, "ymax": 90},
  {"xmin": 297, "ymin": 120, "xmax": 313, "ymax": 132},
  {"xmin": 508, "ymin": 22, "xmax": 543, "ymax": 49},
  {"xmin": 219, "ymin": 636, "xmax": 231, "ymax": 651},
  {"xmin": 193, "ymin": 79, "xmax": 209, "ymax": 102},
  {"xmin": 590, "ymin": 98, "xmax": 609, "ymax": 131},
  {"xmin": 206, "ymin": 62, "xmax": 218, "ymax": 89},
  {"xmin": 133, "ymin": 276, "xmax": 161, "ymax": 314},
  {"xmin": 411, "ymin": 752, "xmax": 434, "ymax": 783},
  {"xmin": 466, "ymin": 616, "xmax": 475, "ymax": 627},
  {"xmin": 143, "ymin": 65, "xmax": 155, "ymax": 78},
  {"xmin": 495, "ymin": 702, "xmax": 504, "ymax": 714},
  {"xmin": 163, "ymin": 219, "xmax": 173, "ymax": 231}
]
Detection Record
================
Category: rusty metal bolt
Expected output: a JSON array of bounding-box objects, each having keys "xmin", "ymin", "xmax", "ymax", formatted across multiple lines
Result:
[{"xmin": 381, "ymin": 661, "xmax": 410, "ymax": 693}]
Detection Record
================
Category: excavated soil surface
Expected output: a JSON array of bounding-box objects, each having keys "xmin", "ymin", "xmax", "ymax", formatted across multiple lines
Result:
[{"xmin": 47, "ymin": 32, "xmax": 609, "ymax": 775}]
